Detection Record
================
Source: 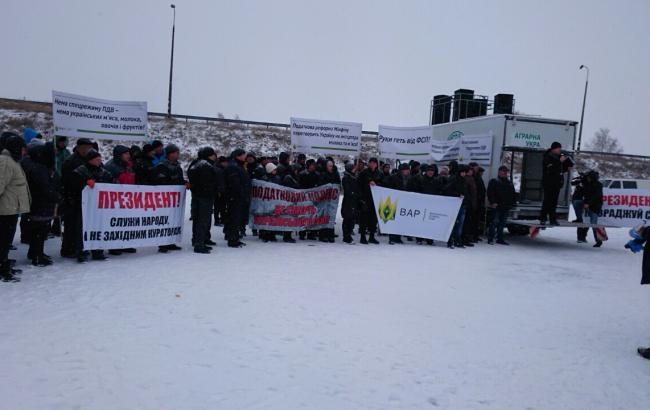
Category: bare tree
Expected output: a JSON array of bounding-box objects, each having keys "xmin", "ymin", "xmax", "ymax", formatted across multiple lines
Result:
[{"xmin": 586, "ymin": 128, "xmax": 623, "ymax": 153}]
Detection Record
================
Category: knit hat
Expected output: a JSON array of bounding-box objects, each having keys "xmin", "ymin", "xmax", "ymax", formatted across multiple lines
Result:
[
  {"xmin": 198, "ymin": 146, "xmax": 216, "ymax": 160},
  {"xmin": 550, "ymin": 141, "xmax": 562, "ymax": 150},
  {"xmin": 165, "ymin": 144, "xmax": 180, "ymax": 156},
  {"xmin": 368, "ymin": 157, "xmax": 379, "ymax": 164},
  {"xmin": 398, "ymin": 163, "xmax": 410, "ymax": 171},
  {"xmin": 4, "ymin": 135, "xmax": 26, "ymax": 161},
  {"xmin": 142, "ymin": 144, "xmax": 154, "ymax": 154},
  {"xmin": 265, "ymin": 163, "xmax": 278, "ymax": 174}
]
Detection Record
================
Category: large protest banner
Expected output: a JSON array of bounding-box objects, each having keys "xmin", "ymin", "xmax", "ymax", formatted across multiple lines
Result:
[
  {"xmin": 431, "ymin": 134, "xmax": 493, "ymax": 166},
  {"xmin": 249, "ymin": 180, "xmax": 340, "ymax": 232},
  {"xmin": 370, "ymin": 186, "xmax": 462, "ymax": 241},
  {"xmin": 377, "ymin": 125, "xmax": 433, "ymax": 161},
  {"xmin": 52, "ymin": 90, "xmax": 148, "ymax": 142},
  {"xmin": 599, "ymin": 189, "xmax": 650, "ymax": 227},
  {"xmin": 81, "ymin": 183, "xmax": 186, "ymax": 250},
  {"xmin": 290, "ymin": 117, "xmax": 362, "ymax": 156}
]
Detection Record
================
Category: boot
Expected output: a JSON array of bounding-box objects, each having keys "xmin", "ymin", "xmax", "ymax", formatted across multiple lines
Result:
[
  {"xmin": 359, "ymin": 234, "xmax": 368, "ymax": 244},
  {"xmin": 193, "ymin": 246, "xmax": 211, "ymax": 254},
  {"xmin": 343, "ymin": 235, "xmax": 353, "ymax": 244},
  {"xmin": 368, "ymin": 234, "xmax": 379, "ymax": 245},
  {"xmin": 32, "ymin": 256, "xmax": 53, "ymax": 267},
  {"xmin": 638, "ymin": 347, "xmax": 650, "ymax": 360}
]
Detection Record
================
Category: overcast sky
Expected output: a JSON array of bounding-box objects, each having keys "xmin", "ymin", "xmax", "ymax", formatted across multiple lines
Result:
[{"xmin": 3, "ymin": 0, "xmax": 649, "ymax": 154}]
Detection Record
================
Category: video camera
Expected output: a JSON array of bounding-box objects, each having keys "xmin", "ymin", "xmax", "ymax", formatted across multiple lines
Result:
[{"xmin": 561, "ymin": 150, "xmax": 575, "ymax": 171}]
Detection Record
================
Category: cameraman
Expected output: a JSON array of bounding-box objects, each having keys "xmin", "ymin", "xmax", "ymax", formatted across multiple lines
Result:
[{"xmin": 539, "ymin": 142, "xmax": 573, "ymax": 225}]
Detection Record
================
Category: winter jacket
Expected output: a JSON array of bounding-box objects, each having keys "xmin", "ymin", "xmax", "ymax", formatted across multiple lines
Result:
[
  {"xmin": 443, "ymin": 174, "xmax": 467, "ymax": 199},
  {"xmin": 487, "ymin": 176, "xmax": 516, "ymax": 210},
  {"xmin": 20, "ymin": 144, "xmax": 60, "ymax": 220},
  {"xmin": 188, "ymin": 158, "xmax": 219, "ymax": 199},
  {"xmin": 319, "ymin": 171, "xmax": 341, "ymax": 186},
  {"xmin": 282, "ymin": 174, "xmax": 300, "ymax": 189},
  {"xmin": 66, "ymin": 163, "xmax": 114, "ymax": 209},
  {"xmin": 105, "ymin": 158, "xmax": 136, "ymax": 185},
  {"xmin": 224, "ymin": 159, "xmax": 251, "ymax": 206},
  {"xmin": 152, "ymin": 159, "xmax": 185, "ymax": 185},
  {"xmin": 133, "ymin": 156, "xmax": 155, "ymax": 185},
  {"xmin": 0, "ymin": 149, "xmax": 31, "ymax": 215},
  {"xmin": 410, "ymin": 174, "xmax": 443, "ymax": 195},
  {"xmin": 299, "ymin": 170, "xmax": 321, "ymax": 189},
  {"xmin": 464, "ymin": 175, "xmax": 478, "ymax": 210},
  {"xmin": 358, "ymin": 168, "xmax": 383, "ymax": 202},
  {"xmin": 263, "ymin": 174, "xmax": 282, "ymax": 185},
  {"xmin": 542, "ymin": 149, "xmax": 564, "ymax": 188},
  {"xmin": 341, "ymin": 171, "xmax": 360, "ymax": 220},
  {"xmin": 386, "ymin": 173, "xmax": 410, "ymax": 191},
  {"xmin": 582, "ymin": 173, "xmax": 604, "ymax": 213},
  {"xmin": 62, "ymin": 153, "xmax": 87, "ymax": 206},
  {"xmin": 475, "ymin": 174, "xmax": 486, "ymax": 208}
]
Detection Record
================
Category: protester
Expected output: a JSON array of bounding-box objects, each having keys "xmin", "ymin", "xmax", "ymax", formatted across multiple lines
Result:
[
  {"xmin": 20, "ymin": 142, "xmax": 60, "ymax": 266},
  {"xmin": 540, "ymin": 141, "xmax": 571, "ymax": 225},
  {"xmin": 385, "ymin": 163, "xmax": 411, "ymax": 245},
  {"xmin": 151, "ymin": 140, "xmax": 165, "ymax": 166},
  {"xmin": 66, "ymin": 149, "xmax": 113, "ymax": 263},
  {"xmin": 409, "ymin": 164, "xmax": 441, "ymax": 245},
  {"xmin": 50, "ymin": 136, "xmax": 70, "ymax": 236},
  {"xmin": 188, "ymin": 147, "xmax": 219, "ymax": 254},
  {"xmin": 578, "ymin": 170, "xmax": 604, "ymax": 247},
  {"xmin": 357, "ymin": 157, "xmax": 382, "ymax": 244},
  {"xmin": 152, "ymin": 144, "xmax": 185, "ymax": 253},
  {"xmin": 470, "ymin": 162, "xmax": 487, "ymax": 240},
  {"xmin": 60, "ymin": 138, "xmax": 95, "ymax": 258},
  {"xmin": 341, "ymin": 162, "xmax": 360, "ymax": 244},
  {"xmin": 0, "ymin": 134, "xmax": 30, "ymax": 282},
  {"xmin": 444, "ymin": 163, "xmax": 468, "ymax": 248},
  {"xmin": 298, "ymin": 159, "xmax": 320, "ymax": 240},
  {"xmin": 223, "ymin": 149, "xmax": 250, "ymax": 248},
  {"xmin": 134, "ymin": 144, "xmax": 156, "ymax": 184},
  {"xmin": 462, "ymin": 166, "xmax": 478, "ymax": 246},
  {"xmin": 105, "ymin": 145, "xmax": 137, "ymax": 255},
  {"xmin": 486, "ymin": 165, "xmax": 516, "ymax": 245}
]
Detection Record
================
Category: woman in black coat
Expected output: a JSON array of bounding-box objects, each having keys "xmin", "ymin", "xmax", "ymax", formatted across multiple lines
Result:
[
  {"xmin": 21, "ymin": 143, "xmax": 61, "ymax": 266},
  {"xmin": 341, "ymin": 162, "xmax": 360, "ymax": 244}
]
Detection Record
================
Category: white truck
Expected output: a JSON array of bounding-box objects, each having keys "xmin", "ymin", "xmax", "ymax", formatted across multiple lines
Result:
[{"xmin": 431, "ymin": 114, "xmax": 578, "ymax": 234}]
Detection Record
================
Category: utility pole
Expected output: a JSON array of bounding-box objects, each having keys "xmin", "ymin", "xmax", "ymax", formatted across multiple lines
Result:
[
  {"xmin": 577, "ymin": 65, "xmax": 589, "ymax": 152},
  {"xmin": 167, "ymin": 4, "xmax": 176, "ymax": 117}
]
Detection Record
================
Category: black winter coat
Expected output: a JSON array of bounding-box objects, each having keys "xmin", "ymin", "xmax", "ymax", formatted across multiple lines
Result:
[
  {"xmin": 21, "ymin": 144, "xmax": 60, "ymax": 219},
  {"xmin": 487, "ymin": 177, "xmax": 516, "ymax": 210},
  {"xmin": 224, "ymin": 160, "xmax": 251, "ymax": 205},
  {"xmin": 341, "ymin": 171, "xmax": 360, "ymax": 220},
  {"xmin": 542, "ymin": 150, "xmax": 564, "ymax": 188},
  {"xmin": 358, "ymin": 168, "xmax": 383, "ymax": 202},
  {"xmin": 410, "ymin": 174, "xmax": 443, "ymax": 195},
  {"xmin": 152, "ymin": 159, "xmax": 185, "ymax": 185},
  {"xmin": 582, "ymin": 179, "xmax": 604, "ymax": 213},
  {"xmin": 188, "ymin": 158, "xmax": 218, "ymax": 199},
  {"xmin": 67, "ymin": 164, "xmax": 114, "ymax": 209},
  {"xmin": 444, "ymin": 174, "xmax": 467, "ymax": 198},
  {"xmin": 386, "ymin": 173, "xmax": 411, "ymax": 191},
  {"xmin": 299, "ymin": 170, "xmax": 320, "ymax": 189},
  {"xmin": 134, "ymin": 156, "xmax": 155, "ymax": 185},
  {"xmin": 319, "ymin": 171, "xmax": 341, "ymax": 186},
  {"xmin": 282, "ymin": 174, "xmax": 300, "ymax": 189},
  {"xmin": 62, "ymin": 153, "xmax": 87, "ymax": 206}
]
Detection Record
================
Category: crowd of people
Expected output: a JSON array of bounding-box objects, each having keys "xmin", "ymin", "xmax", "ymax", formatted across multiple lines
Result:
[{"xmin": 0, "ymin": 129, "xmax": 584, "ymax": 284}]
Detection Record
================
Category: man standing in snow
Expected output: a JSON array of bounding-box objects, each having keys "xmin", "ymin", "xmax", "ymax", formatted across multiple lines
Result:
[
  {"xmin": 223, "ymin": 149, "xmax": 251, "ymax": 248},
  {"xmin": 540, "ymin": 141, "xmax": 571, "ymax": 225},
  {"xmin": 357, "ymin": 157, "xmax": 382, "ymax": 245},
  {"xmin": 152, "ymin": 144, "xmax": 185, "ymax": 253},
  {"xmin": 633, "ymin": 226, "xmax": 650, "ymax": 359},
  {"xmin": 486, "ymin": 165, "xmax": 516, "ymax": 245},
  {"xmin": 188, "ymin": 147, "xmax": 219, "ymax": 254}
]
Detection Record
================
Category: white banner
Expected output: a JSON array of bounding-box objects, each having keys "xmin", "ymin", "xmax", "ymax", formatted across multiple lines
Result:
[
  {"xmin": 377, "ymin": 125, "xmax": 433, "ymax": 160},
  {"xmin": 81, "ymin": 183, "xmax": 186, "ymax": 250},
  {"xmin": 290, "ymin": 117, "xmax": 362, "ymax": 156},
  {"xmin": 431, "ymin": 134, "xmax": 493, "ymax": 166},
  {"xmin": 52, "ymin": 90, "xmax": 148, "ymax": 141},
  {"xmin": 599, "ymin": 189, "xmax": 650, "ymax": 227},
  {"xmin": 370, "ymin": 186, "xmax": 462, "ymax": 241}
]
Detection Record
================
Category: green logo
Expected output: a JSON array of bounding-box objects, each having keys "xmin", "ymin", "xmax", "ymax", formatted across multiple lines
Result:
[
  {"xmin": 378, "ymin": 196, "xmax": 398, "ymax": 223},
  {"xmin": 448, "ymin": 130, "xmax": 464, "ymax": 140}
]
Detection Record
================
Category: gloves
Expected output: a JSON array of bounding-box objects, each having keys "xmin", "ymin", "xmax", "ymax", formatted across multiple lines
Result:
[
  {"xmin": 185, "ymin": 182, "xmax": 192, "ymax": 189},
  {"xmin": 87, "ymin": 179, "xmax": 96, "ymax": 188}
]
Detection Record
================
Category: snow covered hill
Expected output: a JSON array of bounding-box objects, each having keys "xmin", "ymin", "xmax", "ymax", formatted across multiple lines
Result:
[
  {"xmin": 2, "ymin": 98, "xmax": 647, "ymax": 180},
  {"xmin": 0, "ymin": 196, "xmax": 649, "ymax": 409}
]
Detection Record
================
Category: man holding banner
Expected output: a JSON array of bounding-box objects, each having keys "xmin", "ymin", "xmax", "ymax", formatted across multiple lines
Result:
[{"xmin": 357, "ymin": 158, "xmax": 383, "ymax": 244}]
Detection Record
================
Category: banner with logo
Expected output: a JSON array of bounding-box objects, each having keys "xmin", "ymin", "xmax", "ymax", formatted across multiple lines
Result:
[
  {"xmin": 431, "ymin": 134, "xmax": 493, "ymax": 166},
  {"xmin": 249, "ymin": 180, "xmax": 340, "ymax": 232},
  {"xmin": 599, "ymin": 189, "xmax": 650, "ymax": 227},
  {"xmin": 290, "ymin": 117, "xmax": 362, "ymax": 156},
  {"xmin": 370, "ymin": 186, "xmax": 462, "ymax": 241},
  {"xmin": 81, "ymin": 183, "xmax": 186, "ymax": 250},
  {"xmin": 377, "ymin": 125, "xmax": 433, "ymax": 161},
  {"xmin": 52, "ymin": 90, "xmax": 148, "ymax": 141}
]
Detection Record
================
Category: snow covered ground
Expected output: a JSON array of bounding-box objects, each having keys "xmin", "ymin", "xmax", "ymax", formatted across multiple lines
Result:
[{"xmin": 1, "ymin": 202, "xmax": 649, "ymax": 410}]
